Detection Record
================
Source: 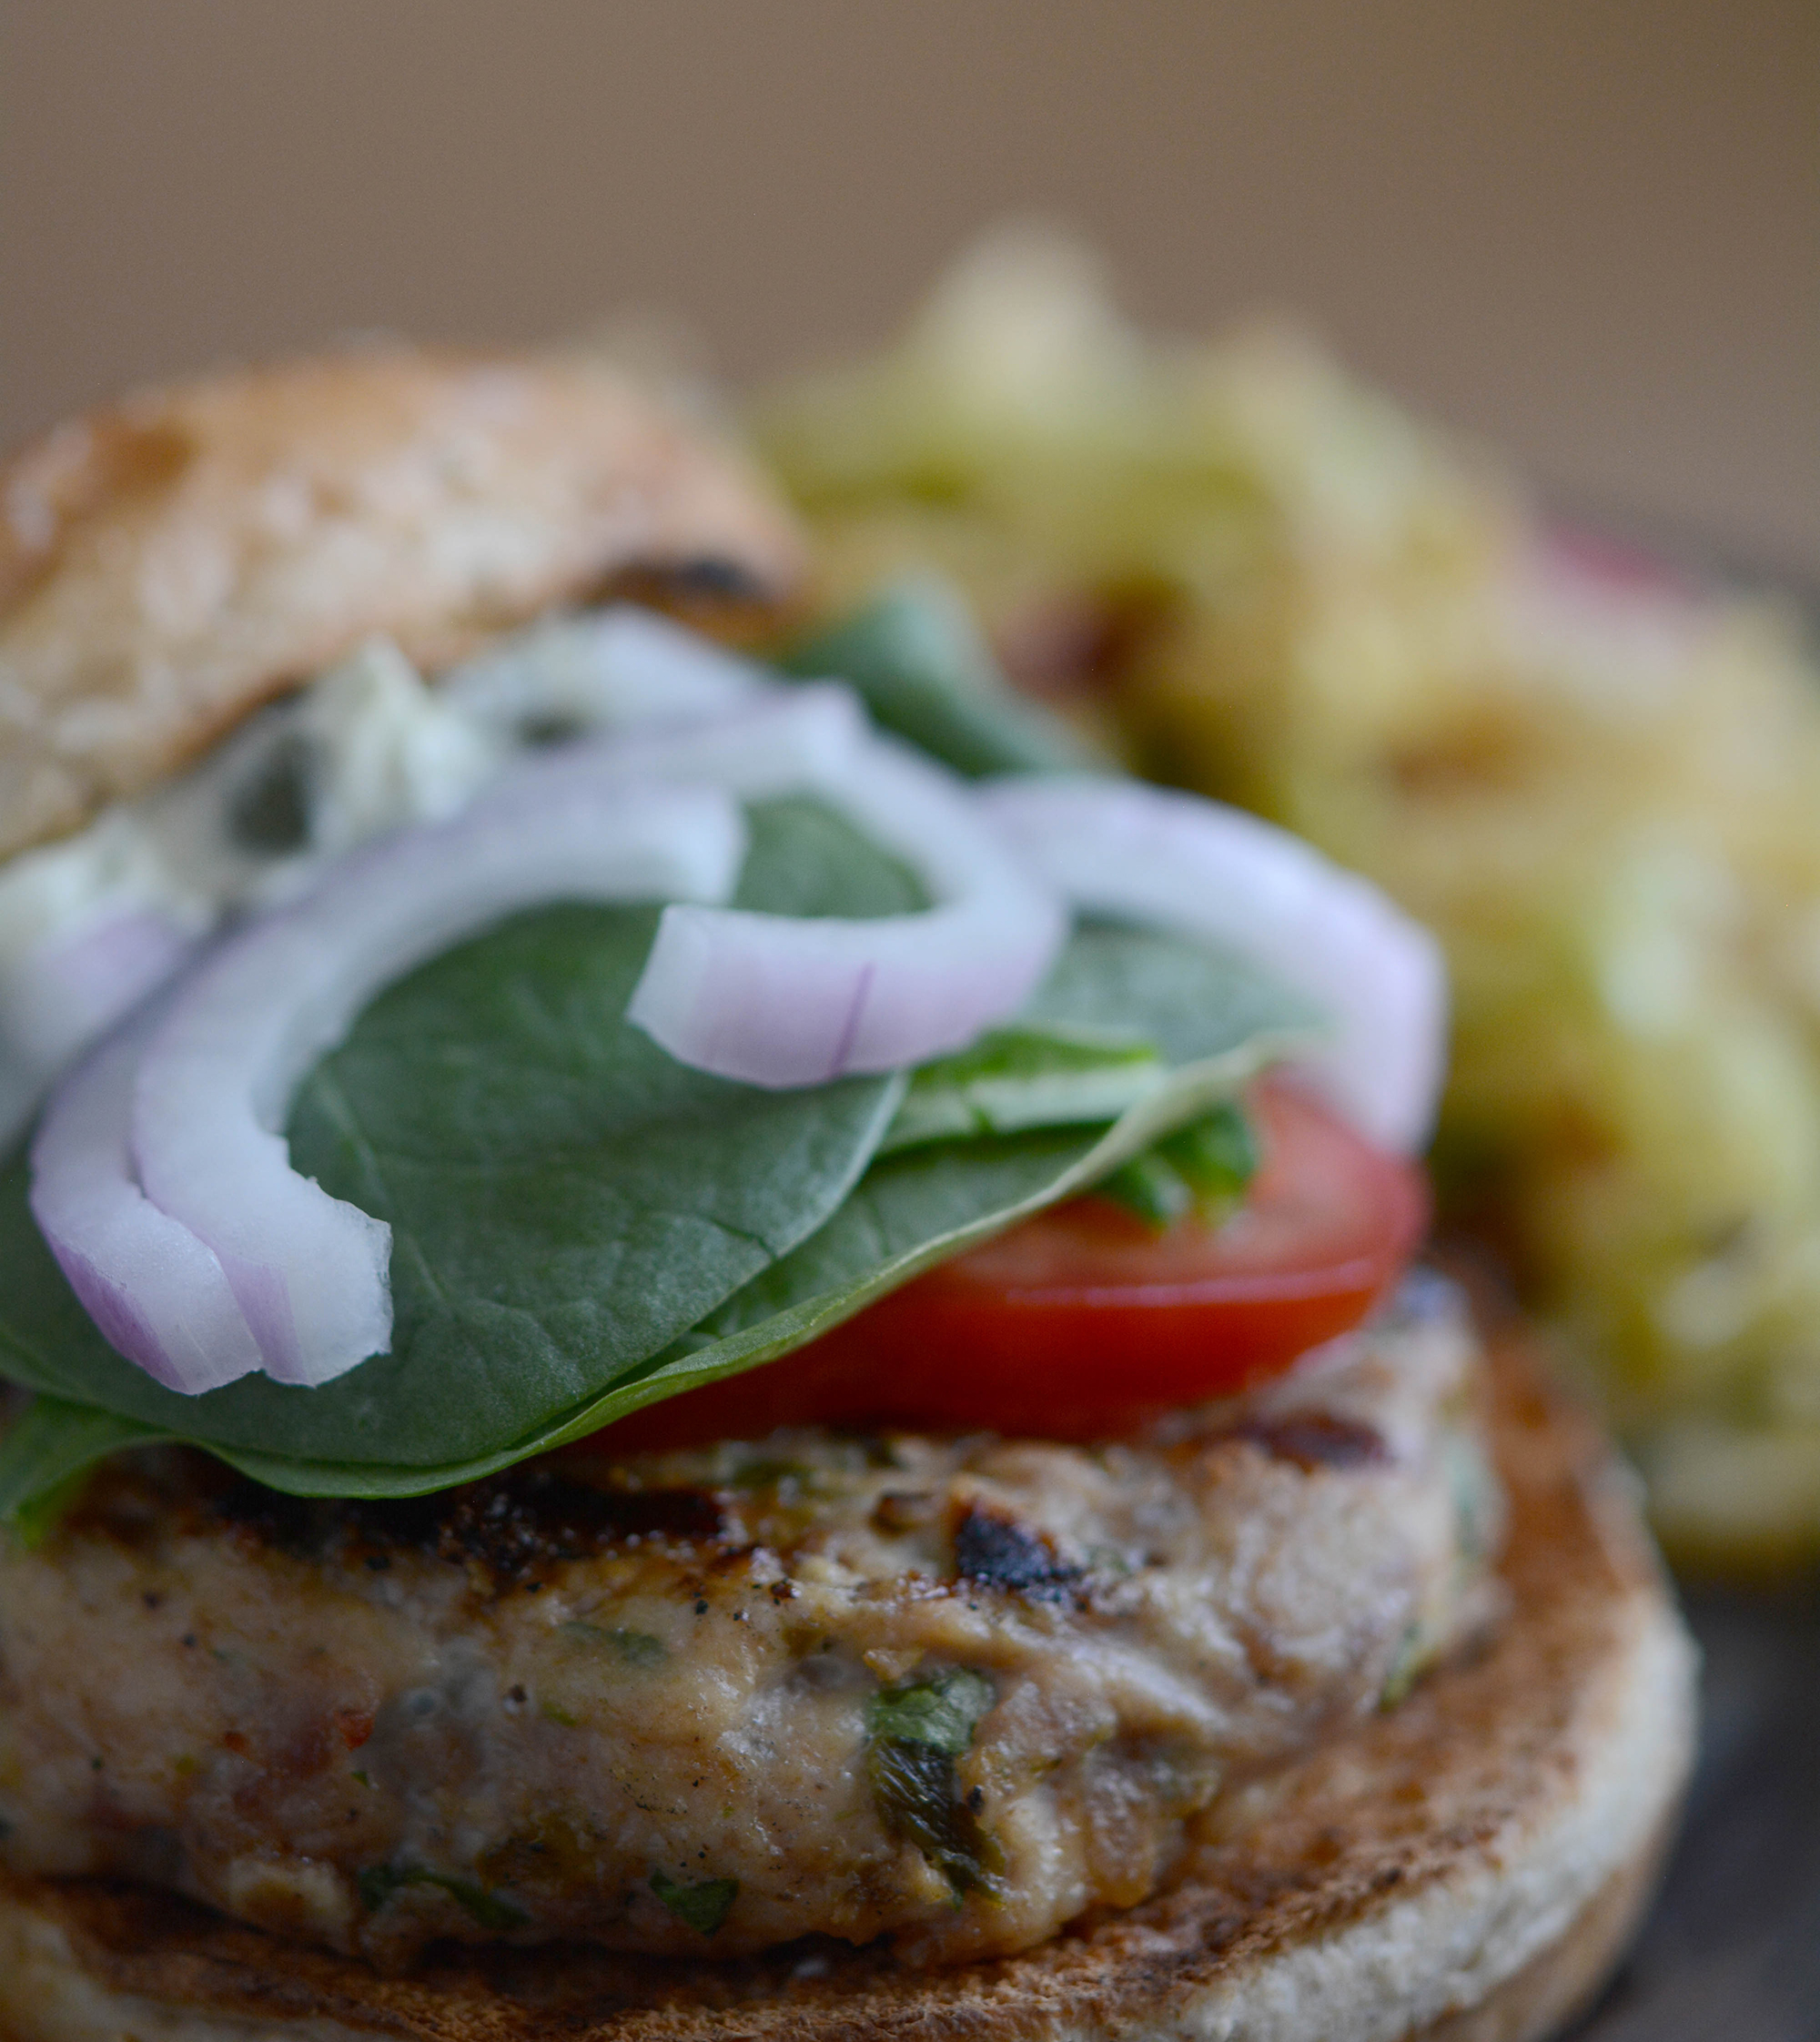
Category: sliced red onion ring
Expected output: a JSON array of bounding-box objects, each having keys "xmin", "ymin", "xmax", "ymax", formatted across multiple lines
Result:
[
  {"xmin": 0, "ymin": 906, "xmax": 202, "ymax": 1151},
  {"xmin": 566, "ymin": 684, "xmax": 868, "ymax": 799},
  {"xmin": 5, "ymin": 906, "xmax": 200, "ymax": 1070},
  {"xmin": 124, "ymin": 774, "xmax": 746, "ymax": 1390},
  {"xmin": 980, "ymin": 777, "xmax": 1448, "ymax": 1153},
  {"xmin": 29, "ymin": 1006, "xmax": 262, "ymax": 1396},
  {"xmin": 620, "ymin": 694, "xmax": 1067, "ymax": 1087}
]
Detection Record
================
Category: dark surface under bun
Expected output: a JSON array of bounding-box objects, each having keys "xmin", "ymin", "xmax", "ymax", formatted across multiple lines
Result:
[
  {"xmin": 0, "ymin": 349, "xmax": 804, "ymax": 863},
  {"xmin": 0, "ymin": 1332, "xmax": 1696, "ymax": 2041}
]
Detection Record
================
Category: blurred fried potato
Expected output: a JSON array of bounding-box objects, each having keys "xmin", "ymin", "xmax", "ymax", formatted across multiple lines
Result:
[{"xmin": 754, "ymin": 228, "xmax": 1820, "ymax": 1570}]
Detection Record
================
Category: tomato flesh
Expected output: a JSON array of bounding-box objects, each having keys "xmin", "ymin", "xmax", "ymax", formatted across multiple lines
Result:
[{"xmin": 587, "ymin": 1079, "xmax": 1428, "ymax": 1451}]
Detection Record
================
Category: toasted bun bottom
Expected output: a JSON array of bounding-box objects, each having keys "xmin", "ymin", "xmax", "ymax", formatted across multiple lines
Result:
[{"xmin": 0, "ymin": 1334, "xmax": 1695, "ymax": 2042}]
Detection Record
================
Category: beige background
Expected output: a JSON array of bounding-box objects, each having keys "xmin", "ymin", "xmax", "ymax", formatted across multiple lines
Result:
[{"xmin": 3, "ymin": 0, "xmax": 1815, "ymax": 575}]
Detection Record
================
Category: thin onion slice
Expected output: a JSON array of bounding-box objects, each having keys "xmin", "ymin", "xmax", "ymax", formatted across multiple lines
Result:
[
  {"xmin": 5, "ymin": 906, "xmax": 199, "ymax": 1076},
  {"xmin": 0, "ymin": 906, "xmax": 202, "ymax": 1153},
  {"xmin": 621, "ymin": 693, "xmax": 1067, "ymax": 1086},
  {"xmin": 566, "ymin": 684, "xmax": 868, "ymax": 801},
  {"xmin": 126, "ymin": 773, "xmax": 747, "ymax": 1390},
  {"xmin": 29, "ymin": 1005, "xmax": 262, "ymax": 1396},
  {"xmin": 980, "ymin": 777, "xmax": 1447, "ymax": 1153}
]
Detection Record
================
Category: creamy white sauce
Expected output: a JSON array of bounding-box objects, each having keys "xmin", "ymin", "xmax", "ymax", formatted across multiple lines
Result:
[{"xmin": 0, "ymin": 610, "xmax": 768, "ymax": 1148}]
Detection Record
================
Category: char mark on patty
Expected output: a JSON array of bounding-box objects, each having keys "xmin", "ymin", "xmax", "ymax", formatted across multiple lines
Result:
[
  {"xmin": 951, "ymin": 1507, "xmax": 1080, "ymax": 1598},
  {"xmin": 1218, "ymin": 1412, "xmax": 1390, "ymax": 1473},
  {"xmin": 210, "ymin": 1465, "xmax": 729, "ymax": 1586}
]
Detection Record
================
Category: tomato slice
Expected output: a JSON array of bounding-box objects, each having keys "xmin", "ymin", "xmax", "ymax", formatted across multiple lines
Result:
[{"xmin": 587, "ymin": 1079, "xmax": 1428, "ymax": 1451}]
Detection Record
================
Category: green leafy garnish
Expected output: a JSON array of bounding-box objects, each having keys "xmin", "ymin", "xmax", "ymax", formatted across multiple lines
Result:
[
  {"xmin": 650, "ymin": 1868, "xmax": 739, "ymax": 1935},
  {"xmin": 0, "ymin": 1398, "xmax": 164, "ymax": 1544},
  {"xmin": 1097, "ymin": 1147, "xmax": 1196, "ymax": 1228},
  {"xmin": 1097, "ymin": 1097, "xmax": 1260, "ymax": 1228},
  {"xmin": 866, "ymin": 1668, "xmax": 997, "ymax": 1895},
  {"xmin": 865, "ymin": 1665, "xmax": 994, "ymax": 1754},
  {"xmin": 561, "ymin": 1622, "xmax": 666, "ymax": 1668},
  {"xmin": 0, "ymin": 858, "xmax": 1318, "ymax": 1513},
  {"xmin": 357, "ymin": 1864, "xmax": 526, "ymax": 1931},
  {"xmin": 779, "ymin": 578, "xmax": 1097, "ymax": 779},
  {"xmin": 1160, "ymin": 1098, "xmax": 1259, "ymax": 1201},
  {"xmin": 880, "ymin": 1023, "xmax": 1163, "ymax": 1153}
]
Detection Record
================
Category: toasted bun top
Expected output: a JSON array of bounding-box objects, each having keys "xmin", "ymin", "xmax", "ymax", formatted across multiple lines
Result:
[
  {"xmin": 0, "ymin": 1331, "xmax": 1697, "ymax": 2042},
  {"xmin": 0, "ymin": 349, "xmax": 804, "ymax": 863}
]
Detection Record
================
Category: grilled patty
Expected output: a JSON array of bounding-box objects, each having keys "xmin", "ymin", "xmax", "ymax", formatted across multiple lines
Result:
[{"xmin": 0, "ymin": 1275, "xmax": 1499, "ymax": 1970}]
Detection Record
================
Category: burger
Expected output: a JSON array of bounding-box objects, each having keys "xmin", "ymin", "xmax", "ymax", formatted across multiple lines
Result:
[{"xmin": 0, "ymin": 349, "xmax": 1694, "ymax": 2039}]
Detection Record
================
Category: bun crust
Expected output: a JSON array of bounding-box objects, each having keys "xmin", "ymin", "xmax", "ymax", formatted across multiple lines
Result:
[
  {"xmin": 0, "ymin": 1331, "xmax": 1695, "ymax": 2042},
  {"xmin": 0, "ymin": 350, "xmax": 804, "ymax": 864}
]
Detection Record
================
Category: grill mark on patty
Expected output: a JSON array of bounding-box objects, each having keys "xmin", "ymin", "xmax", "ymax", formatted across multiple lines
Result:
[
  {"xmin": 951, "ymin": 1508, "xmax": 1080, "ymax": 1598},
  {"xmin": 208, "ymin": 1467, "xmax": 729, "ymax": 1587},
  {"xmin": 1218, "ymin": 1413, "xmax": 1390, "ymax": 1473}
]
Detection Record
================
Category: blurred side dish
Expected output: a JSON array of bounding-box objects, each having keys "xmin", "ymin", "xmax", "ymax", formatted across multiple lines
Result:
[{"xmin": 753, "ymin": 231, "xmax": 1820, "ymax": 1568}]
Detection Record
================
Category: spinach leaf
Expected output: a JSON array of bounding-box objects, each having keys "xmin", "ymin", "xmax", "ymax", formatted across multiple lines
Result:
[
  {"xmin": 0, "ymin": 802, "xmax": 915, "ymax": 1467},
  {"xmin": 0, "ymin": 1395, "xmax": 167, "ymax": 1539},
  {"xmin": 779, "ymin": 578, "xmax": 1097, "ymax": 779},
  {"xmin": 1021, "ymin": 923, "xmax": 1305, "ymax": 1067},
  {"xmin": 0, "ymin": 912, "xmax": 1318, "ymax": 1510}
]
